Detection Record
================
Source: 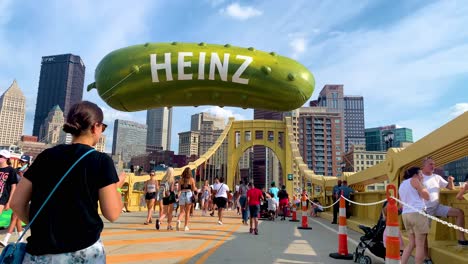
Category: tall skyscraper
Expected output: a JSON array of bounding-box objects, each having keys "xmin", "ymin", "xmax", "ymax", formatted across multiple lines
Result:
[
  {"xmin": 365, "ymin": 125, "xmax": 413, "ymax": 151},
  {"xmin": 39, "ymin": 105, "xmax": 64, "ymax": 144},
  {"xmin": 444, "ymin": 157, "xmax": 468, "ymax": 182},
  {"xmin": 253, "ymin": 109, "xmax": 283, "ymax": 188},
  {"xmin": 95, "ymin": 135, "xmax": 106, "ymax": 153},
  {"xmin": 191, "ymin": 112, "xmax": 225, "ymax": 131},
  {"xmin": 344, "ymin": 96, "xmax": 365, "ymax": 151},
  {"xmin": 33, "ymin": 54, "xmax": 85, "ymax": 137},
  {"xmin": 316, "ymin": 85, "xmax": 365, "ymax": 153},
  {"xmin": 146, "ymin": 107, "xmax": 172, "ymax": 151},
  {"xmin": 0, "ymin": 80, "xmax": 26, "ymax": 146},
  {"xmin": 298, "ymin": 107, "xmax": 344, "ymax": 176},
  {"xmin": 112, "ymin": 119, "xmax": 147, "ymax": 163},
  {"xmin": 178, "ymin": 131, "xmax": 199, "ymax": 157}
]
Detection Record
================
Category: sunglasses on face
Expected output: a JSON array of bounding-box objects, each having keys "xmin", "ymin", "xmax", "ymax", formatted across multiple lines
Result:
[{"xmin": 97, "ymin": 123, "xmax": 108, "ymax": 132}]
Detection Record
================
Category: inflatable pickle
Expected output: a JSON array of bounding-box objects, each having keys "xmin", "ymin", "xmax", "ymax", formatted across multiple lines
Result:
[{"xmin": 88, "ymin": 42, "xmax": 315, "ymax": 112}]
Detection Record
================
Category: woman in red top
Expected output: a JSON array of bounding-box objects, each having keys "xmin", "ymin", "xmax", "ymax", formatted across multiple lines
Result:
[{"xmin": 245, "ymin": 182, "xmax": 263, "ymax": 235}]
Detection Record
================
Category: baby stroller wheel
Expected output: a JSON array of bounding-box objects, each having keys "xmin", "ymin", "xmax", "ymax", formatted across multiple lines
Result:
[
  {"xmin": 353, "ymin": 252, "xmax": 360, "ymax": 262},
  {"xmin": 358, "ymin": 255, "xmax": 371, "ymax": 264}
]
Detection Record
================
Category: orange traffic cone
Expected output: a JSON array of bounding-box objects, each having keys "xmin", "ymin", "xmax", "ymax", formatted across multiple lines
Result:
[
  {"xmin": 289, "ymin": 195, "xmax": 299, "ymax": 222},
  {"xmin": 385, "ymin": 184, "xmax": 401, "ymax": 264},
  {"xmin": 329, "ymin": 191, "xmax": 353, "ymax": 260},
  {"xmin": 297, "ymin": 193, "xmax": 312, "ymax": 230}
]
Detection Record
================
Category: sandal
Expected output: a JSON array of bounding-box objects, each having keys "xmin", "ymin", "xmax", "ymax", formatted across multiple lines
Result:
[{"xmin": 144, "ymin": 222, "xmax": 149, "ymax": 225}]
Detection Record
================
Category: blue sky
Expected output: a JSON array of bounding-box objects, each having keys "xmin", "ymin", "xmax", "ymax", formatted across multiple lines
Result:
[{"xmin": 1, "ymin": 0, "xmax": 467, "ymax": 153}]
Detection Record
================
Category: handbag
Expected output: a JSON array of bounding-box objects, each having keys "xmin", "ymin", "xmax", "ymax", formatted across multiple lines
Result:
[{"xmin": 0, "ymin": 148, "xmax": 95, "ymax": 264}]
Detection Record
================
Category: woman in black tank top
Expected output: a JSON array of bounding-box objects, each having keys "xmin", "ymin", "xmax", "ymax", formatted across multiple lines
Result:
[{"xmin": 176, "ymin": 168, "xmax": 197, "ymax": 231}]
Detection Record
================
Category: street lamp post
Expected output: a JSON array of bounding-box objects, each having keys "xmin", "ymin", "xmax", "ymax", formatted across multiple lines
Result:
[{"xmin": 384, "ymin": 132, "xmax": 395, "ymax": 150}]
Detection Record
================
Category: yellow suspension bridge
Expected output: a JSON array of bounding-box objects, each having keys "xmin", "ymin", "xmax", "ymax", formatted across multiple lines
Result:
[{"xmin": 120, "ymin": 112, "xmax": 468, "ymax": 263}]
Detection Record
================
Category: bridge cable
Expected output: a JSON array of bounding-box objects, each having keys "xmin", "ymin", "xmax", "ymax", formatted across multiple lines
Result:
[{"xmin": 391, "ymin": 196, "xmax": 468, "ymax": 235}]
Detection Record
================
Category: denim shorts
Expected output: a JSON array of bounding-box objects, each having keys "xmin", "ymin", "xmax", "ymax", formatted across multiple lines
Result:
[{"xmin": 179, "ymin": 191, "xmax": 193, "ymax": 205}]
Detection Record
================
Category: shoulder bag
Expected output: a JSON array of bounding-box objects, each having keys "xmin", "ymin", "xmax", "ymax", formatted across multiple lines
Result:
[{"xmin": 0, "ymin": 149, "xmax": 95, "ymax": 264}]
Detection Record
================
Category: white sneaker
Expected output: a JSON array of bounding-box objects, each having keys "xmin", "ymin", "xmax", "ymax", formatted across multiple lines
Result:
[
  {"xmin": 217, "ymin": 220, "xmax": 223, "ymax": 225},
  {"xmin": 176, "ymin": 220, "xmax": 181, "ymax": 231},
  {"xmin": 184, "ymin": 226, "xmax": 190, "ymax": 231}
]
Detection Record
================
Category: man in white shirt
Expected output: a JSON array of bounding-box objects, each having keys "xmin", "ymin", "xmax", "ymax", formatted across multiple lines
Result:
[{"xmin": 421, "ymin": 157, "xmax": 467, "ymax": 261}]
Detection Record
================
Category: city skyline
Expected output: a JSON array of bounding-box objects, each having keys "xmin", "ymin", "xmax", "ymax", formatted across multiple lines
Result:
[{"xmin": 0, "ymin": 1, "xmax": 467, "ymax": 153}]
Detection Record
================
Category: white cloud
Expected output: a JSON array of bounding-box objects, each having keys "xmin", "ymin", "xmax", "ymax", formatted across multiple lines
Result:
[
  {"xmin": 306, "ymin": 1, "xmax": 468, "ymax": 127},
  {"xmin": 201, "ymin": 106, "xmax": 247, "ymax": 121},
  {"xmin": 450, "ymin": 103, "xmax": 468, "ymax": 117},
  {"xmin": 220, "ymin": 3, "xmax": 262, "ymax": 20},
  {"xmin": 289, "ymin": 35, "xmax": 307, "ymax": 59}
]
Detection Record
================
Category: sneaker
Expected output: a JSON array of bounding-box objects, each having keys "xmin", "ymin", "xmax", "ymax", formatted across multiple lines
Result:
[
  {"xmin": 458, "ymin": 240, "xmax": 468, "ymax": 246},
  {"xmin": 0, "ymin": 241, "xmax": 7, "ymax": 247},
  {"xmin": 176, "ymin": 220, "xmax": 181, "ymax": 231},
  {"xmin": 184, "ymin": 226, "xmax": 190, "ymax": 231},
  {"xmin": 217, "ymin": 220, "xmax": 223, "ymax": 225},
  {"xmin": 155, "ymin": 219, "xmax": 160, "ymax": 230},
  {"xmin": 249, "ymin": 228, "xmax": 253, "ymax": 234},
  {"xmin": 254, "ymin": 228, "xmax": 258, "ymax": 235},
  {"xmin": 331, "ymin": 221, "xmax": 337, "ymax": 224}
]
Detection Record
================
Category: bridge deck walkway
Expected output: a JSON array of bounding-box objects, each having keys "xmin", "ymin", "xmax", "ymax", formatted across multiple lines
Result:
[{"xmin": 101, "ymin": 210, "xmax": 389, "ymax": 264}]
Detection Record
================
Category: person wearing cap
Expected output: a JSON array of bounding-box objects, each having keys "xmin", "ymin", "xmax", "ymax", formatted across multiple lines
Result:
[
  {"xmin": 1, "ymin": 153, "xmax": 28, "ymax": 247},
  {"xmin": 16, "ymin": 155, "xmax": 31, "ymax": 177},
  {"xmin": 0, "ymin": 149, "xmax": 18, "ymax": 217}
]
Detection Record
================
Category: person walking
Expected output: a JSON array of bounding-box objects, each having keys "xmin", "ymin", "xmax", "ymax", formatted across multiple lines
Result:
[
  {"xmin": 340, "ymin": 180, "xmax": 354, "ymax": 218},
  {"xmin": 0, "ymin": 149, "xmax": 19, "ymax": 246},
  {"xmin": 245, "ymin": 182, "xmax": 263, "ymax": 235},
  {"xmin": 11, "ymin": 100, "xmax": 126, "ymax": 263},
  {"xmin": 201, "ymin": 180, "xmax": 211, "ymax": 216},
  {"xmin": 209, "ymin": 177, "xmax": 220, "ymax": 217},
  {"xmin": 213, "ymin": 177, "xmax": 230, "ymax": 225},
  {"xmin": 0, "ymin": 149, "xmax": 18, "ymax": 217},
  {"xmin": 331, "ymin": 179, "xmax": 342, "ymax": 224},
  {"xmin": 399, "ymin": 167, "xmax": 430, "ymax": 264},
  {"xmin": 176, "ymin": 168, "xmax": 197, "ymax": 231},
  {"xmin": 269, "ymin": 182, "xmax": 280, "ymax": 217},
  {"xmin": 1, "ymin": 155, "xmax": 31, "ymax": 247},
  {"xmin": 238, "ymin": 180, "xmax": 249, "ymax": 224},
  {"xmin": 156, "ymin": 167, "xmax": 176, "ymax": 230},
  {"xmin": 277, "ymin": 185, "xmax": 289, "ymax": 220},
  {"xmin": 143, "ymin": 170, "xmax": 158, "ymax": 225}
]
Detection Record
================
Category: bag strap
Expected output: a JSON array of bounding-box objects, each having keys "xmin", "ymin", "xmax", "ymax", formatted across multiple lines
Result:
[{"xmin": 16, "ymin": 148, "xmax": 95, "ymax": 243}]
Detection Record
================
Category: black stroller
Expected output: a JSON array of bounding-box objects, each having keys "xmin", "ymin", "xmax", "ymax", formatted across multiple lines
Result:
[
  {"xmin": 353, "ymin": 201, "xmax": 401, "ymax": 264},
  {"xmin": 353, "ymin": 218, "xmax": 386, "ymax": 264}
]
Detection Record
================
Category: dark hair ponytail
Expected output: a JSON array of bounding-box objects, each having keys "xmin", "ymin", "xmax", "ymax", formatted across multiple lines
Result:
[
  {"xmin": 63, "ymin": 101, "xmax": 103, "ymax": 136},
  {"xmin": 404, "ymin": 166, "xmax": 420, "ymax": 180}
]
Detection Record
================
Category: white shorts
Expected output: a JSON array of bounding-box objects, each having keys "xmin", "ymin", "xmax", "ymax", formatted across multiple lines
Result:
[
  {"xmin": 426, "ymin": 204, "xmax": 450, "ymax": 218},
  {"xmin": 179, "ymin": 191, "xmax": 193, "ymax": 206}
]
